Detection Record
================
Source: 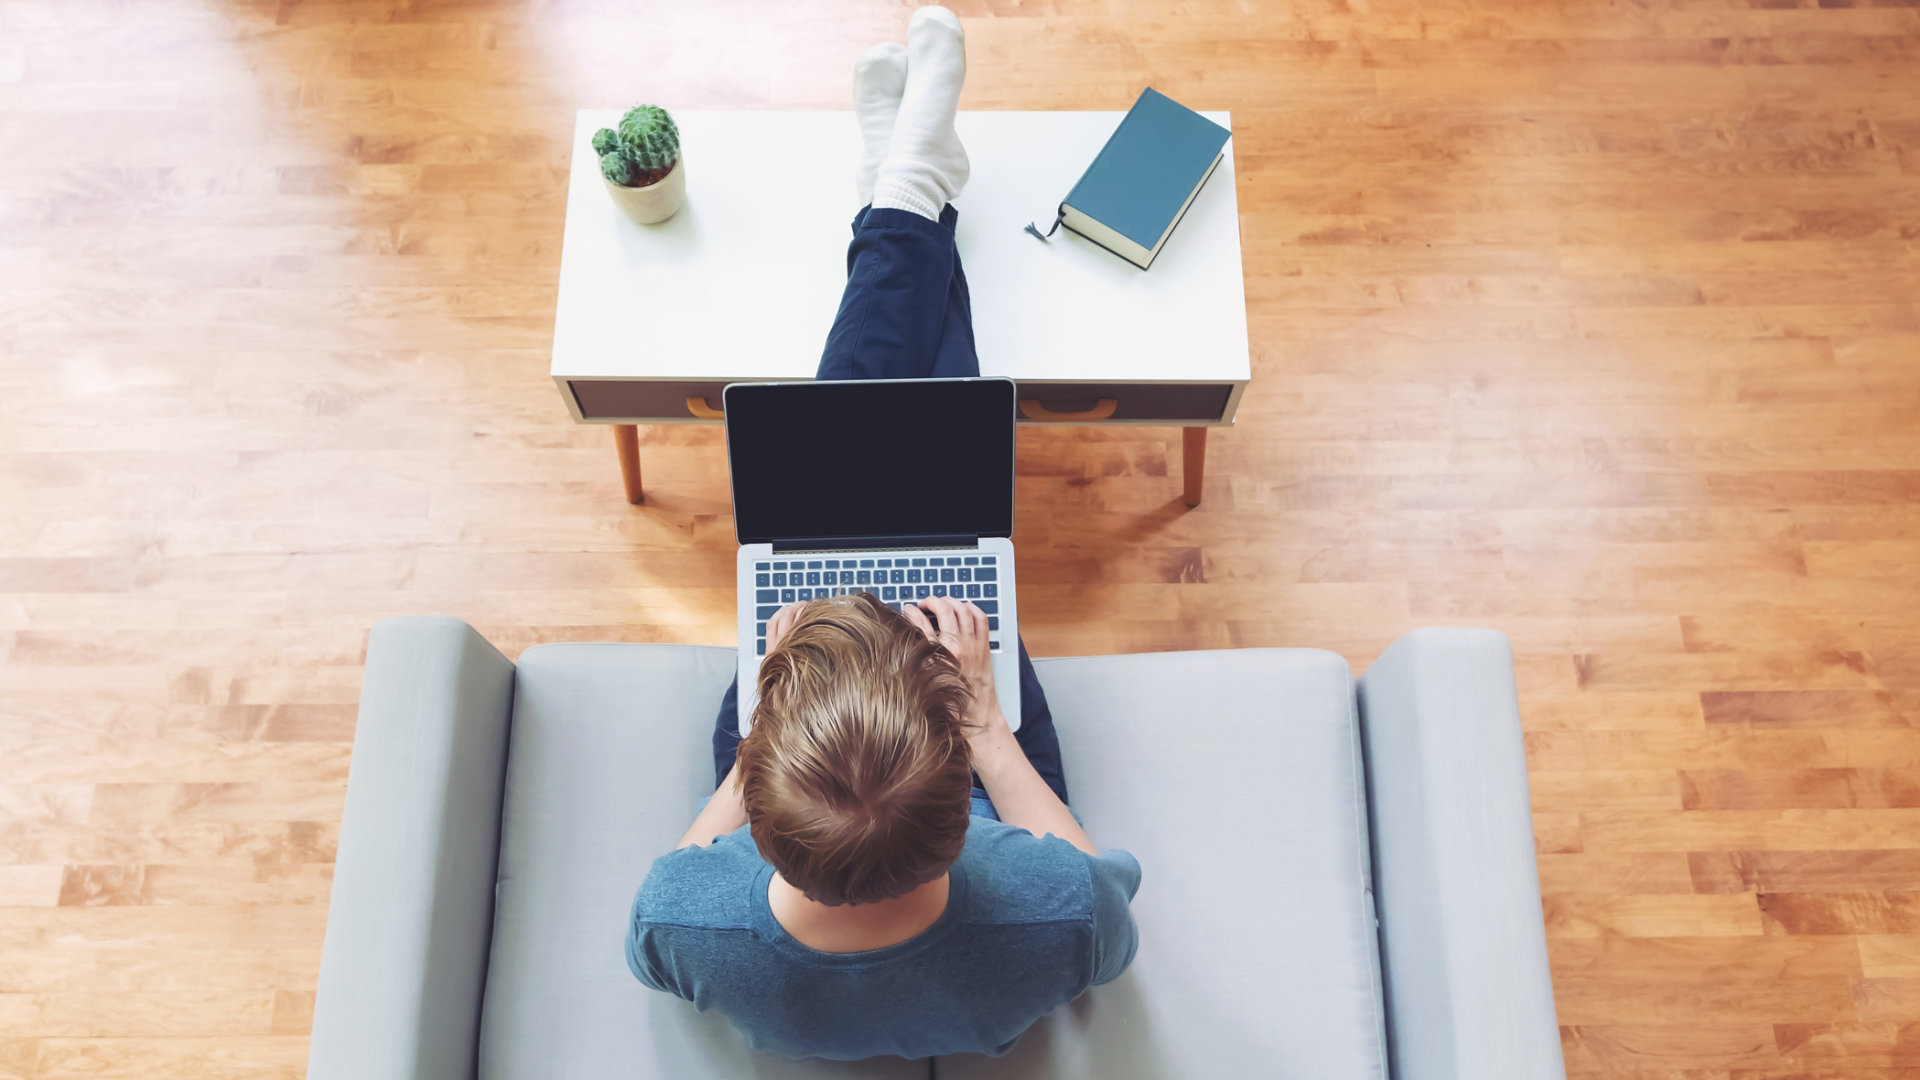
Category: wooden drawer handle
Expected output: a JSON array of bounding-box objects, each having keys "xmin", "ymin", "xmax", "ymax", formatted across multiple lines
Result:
[
  {"xmin": 685, "ymin": 396, "xmax": 725, "ymax": 419},
  {"xmin": 1020, "ymin": 398, "xmax": 1118, "ymax": 422}
]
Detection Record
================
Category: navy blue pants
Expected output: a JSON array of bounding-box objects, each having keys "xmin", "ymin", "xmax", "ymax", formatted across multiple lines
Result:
[{"xmin": 712, "ymin": 205, "xmax": 1069, "ymax": 806}]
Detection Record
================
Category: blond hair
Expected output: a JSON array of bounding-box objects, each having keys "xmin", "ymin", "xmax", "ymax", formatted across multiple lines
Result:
[{"xmin": 737, "ymin": 593, "xmax": 973, "ymax": 906}]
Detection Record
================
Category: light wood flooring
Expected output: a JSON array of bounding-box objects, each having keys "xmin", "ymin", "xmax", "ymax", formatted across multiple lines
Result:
[{"xmin": 3, "ymin": 0, "xmax": 1919, "ymax": 1076}]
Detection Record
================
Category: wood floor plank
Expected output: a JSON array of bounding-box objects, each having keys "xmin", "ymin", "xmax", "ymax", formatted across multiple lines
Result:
[
  {"xmin": 1772, "ymin": 1021, "xmax": 1920, "ymax": 1067},
  {"xmin": 1550, "ymin": 974, "xmax": 1860, "ymax": 1026},
  {"xmin": 0, "ymin": 1040, "xmax": 35, "ymax": 1080},
  {"xmin": 1562, "ymin": 1025, "xmax": 1780, "ymax": 1073},
  {"xmin": 1533, "ymin": 770, "xmax": 1687, "ymax": 812},
  {"xmin": 1699, "ymin": 690, "xmax": 1914, "ymax": 729},
  {"xmin": 0, "ymin": 992, "xmax": 277, "ymax": 1038},
  {"xmin": 56, "ymin": 863, "xmax": 335, "ymax": 907},
  {"xmin": 1546, "ymin": 894, "xmax": 1766, "ymax": 939},
  {"xmin": 0, "ymin": 867, "xmax": 63, "ymax": 907},
  {"xmin": 1855, "ymin": 980, "xmax": 1920, "ymax": 1026},
  {"xmin": 0, "ymin": 822, "xmax": 336, "ymax": 868},
  {"xmin": 1681, "ymin": 770, "xmax": 1920, "ymax": 810},
  {"xmin": 1760, "ymin": 893, "xmax": 1920, "ymax": 936},
  {"xmin": 1547, "ymin": 935, "xmax": 1863, "ymax": 981},
  {"xmin": 4, "ymin": 0, "xmax": 1918, "ymax": 1074},
  {"xmin": 30, "ymin": 1035, "xmax": 309, "ymax": 1080},
  {"xmin": 1581, "ymin": 810, "xmax": 1920, "ymax": 852},
  {"xmin": 1584, "ymin": 730, "xmax": 1920, "ymax": 772},
  {"xmin": 1690, "ymin": 852, "xmax": 1920, "ymax": 895},
  {"xmin": 1857, "ymin": 937, "xmax": 1920, "ymax": 980},
  {"xmin": 1536, "ymin": 853, "xmax": 1697, "ymax": 896},
  {"xmin": 0, "ymin": 949, "xmax": 322, "ymax": 995}
]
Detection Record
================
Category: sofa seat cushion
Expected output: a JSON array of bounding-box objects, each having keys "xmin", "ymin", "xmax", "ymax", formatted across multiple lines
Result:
[
  {"xmin": 480, "ymin": 643, "xmax": 1387, "ymax": 1080},
  {"xmin": 940, "ymin": 649, "xmax": 1389, "ymax": 1079},
  {"xmin": 478, "ymin": 643, "xmax": 925, "ymax": 1080}
]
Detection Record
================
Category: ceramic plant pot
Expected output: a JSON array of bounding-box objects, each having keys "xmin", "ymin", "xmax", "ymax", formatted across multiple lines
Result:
[{"xmin": 604, "ymin": 155, "xmax": 686, "ymax": 225}]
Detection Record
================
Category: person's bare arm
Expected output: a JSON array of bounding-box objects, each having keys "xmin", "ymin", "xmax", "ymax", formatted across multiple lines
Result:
[
  {"xmin": 676, "ymin": 760, "xmax": 747, "ymax": 849},
  {"xmin": 966, "ymin": 709, "xmax": 1096, "ymax": 855},
  {"xmin": 906, "ymin": 596, "xmax": 1097, "ymax": 856},
  {"xmin": 674, "ymin": 602, "xmax": 807, "ymax": 850}
]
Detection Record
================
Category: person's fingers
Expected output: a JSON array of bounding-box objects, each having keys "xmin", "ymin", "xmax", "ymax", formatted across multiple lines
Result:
[
  {"xmin": 919, "ymin": 594, "xmax": 945, "ymax": 626},
  {"xmin": 941, "ymin": 597, "xmax": 976, "ymax": 645},
  {"xmin": 775, "ymin": 600, "xmax": 812, "ymax": 644},
  {"xmin": 924, "ymin": 595, "xmax": 964, "ymax": 644},
  {"xmin": 957, "ymin": 598, "xmax": 984, "ymax": 640},
  {"xmin": 764, "ymin": 604, "xmax": 793, "ymax": 650},
  {"xmin": 900, "ymin": 603, "xmax": 937, "ymax": 641},
  {"xmin": 947, "ymin": 598, "xmax": 991, "ymax": 670},
  {"xmin": 917, "ymin": 597, "xmax": 944, "ymax": 639}
]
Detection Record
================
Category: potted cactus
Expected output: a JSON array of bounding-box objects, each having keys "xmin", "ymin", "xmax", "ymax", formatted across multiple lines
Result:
[{"xmin": 596, "ymin": 105, "xmax": 684, "ymax": 224}]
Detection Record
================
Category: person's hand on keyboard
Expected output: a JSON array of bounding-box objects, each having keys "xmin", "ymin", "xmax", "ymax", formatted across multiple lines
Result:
[
  {"xmin": 764, "ymin": 602, "xmax": 806, "ymax": 653},
  {"xmin": 903, "ymin": 595, "xmax": 1005, "ymax": 742}
]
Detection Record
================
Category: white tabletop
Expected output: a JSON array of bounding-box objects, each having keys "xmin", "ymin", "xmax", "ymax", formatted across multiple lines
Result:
[{"xmin": 551, "ymin": 110, "xmax": 1248, "ymax": 386}]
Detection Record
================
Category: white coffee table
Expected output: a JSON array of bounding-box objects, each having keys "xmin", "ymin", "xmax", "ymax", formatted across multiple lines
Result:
[{"xmin": 551, "ymin": 109, "xmax": 1249, "ymax": 506}]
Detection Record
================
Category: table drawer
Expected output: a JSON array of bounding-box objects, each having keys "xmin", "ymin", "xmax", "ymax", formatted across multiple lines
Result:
[
  {"xmin": 1014, "ymin": 382, "xmax": 1236, "ymax": 424},
  {"xmin": 567, "ymin": 379, "xmax": 734, "ymax": 421},
  {"xmin": 566, "ymin": 378, "xmax": 1239, "ymax": 424}
]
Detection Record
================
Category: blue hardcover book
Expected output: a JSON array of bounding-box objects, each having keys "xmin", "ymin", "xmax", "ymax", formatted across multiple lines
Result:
[{"xmin": 1053, "ymin": 87, "xmax": 1230, "ymax": 270}]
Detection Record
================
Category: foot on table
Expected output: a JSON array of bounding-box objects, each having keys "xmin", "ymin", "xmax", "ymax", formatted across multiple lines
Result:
[
  {"xmin": 872, "ymin": 5, "xmax": 969, "ymax": 221},
  {"xmin": 853, "ymin": 42, "xmax": 908, "ymax": 206}
]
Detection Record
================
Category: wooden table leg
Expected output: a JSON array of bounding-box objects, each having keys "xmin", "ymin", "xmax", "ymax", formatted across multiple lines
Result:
[
  {"xmin": 614, "ymin": 424, "xmax": 644, "ymax": 505},
  {"xmin": 1182, "ymin": 427, "xmax": 1207, "ymax": 508}
]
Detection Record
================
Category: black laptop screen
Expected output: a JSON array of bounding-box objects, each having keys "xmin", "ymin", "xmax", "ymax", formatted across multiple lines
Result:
[{"xmin": 725, "ymin": 379, "xmax": 1015, "ymax": 545}]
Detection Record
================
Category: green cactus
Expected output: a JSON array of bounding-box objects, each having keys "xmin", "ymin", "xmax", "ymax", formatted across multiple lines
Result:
[
  {"xmin": 595, "ymin": 106, "xmax": 680, "ymax": 189},
  {"xmin": 599, "ymin": 151, "xmax": 638, "ymax": 186},
  {"xmin": 615, "ymin": 105, "xmax": 680, "ymax": 173}
]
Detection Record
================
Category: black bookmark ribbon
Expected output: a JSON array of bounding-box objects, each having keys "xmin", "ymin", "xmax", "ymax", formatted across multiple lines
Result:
[{"xmin": 1023, "ymin": 207, "xmax": 1065, "ymax": 243}]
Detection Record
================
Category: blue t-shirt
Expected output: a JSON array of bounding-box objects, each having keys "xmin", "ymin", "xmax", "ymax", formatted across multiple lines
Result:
[{"xmin": 626, "ymin": 816, "xmax": 1142, "ymax": 1060}]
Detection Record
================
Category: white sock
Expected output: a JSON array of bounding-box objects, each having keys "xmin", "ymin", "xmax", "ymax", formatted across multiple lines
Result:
[
  {"xmin": 872, "ymin": 6, "xmax": 969, "ymax": 221},
  {"xmin": 853, "ymin": 42, "xmax": 908, "ymax": 206}
]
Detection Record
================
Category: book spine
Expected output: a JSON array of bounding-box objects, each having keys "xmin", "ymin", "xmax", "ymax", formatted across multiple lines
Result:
[{"xmin": 1060, "ymin": 205, "xmax": 1152, "ymax": 270}]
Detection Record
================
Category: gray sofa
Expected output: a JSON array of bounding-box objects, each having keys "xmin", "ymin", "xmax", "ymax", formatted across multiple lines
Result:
[{"xmin": 308, "ymin": 618, "xmax": 1566, "ymax": 1080}]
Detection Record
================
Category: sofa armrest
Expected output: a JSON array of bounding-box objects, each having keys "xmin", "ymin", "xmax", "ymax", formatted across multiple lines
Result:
[
  {"xmin": 1357, "ymin": 629, "xmax": 1566, "ymax": 1080},
  {"xmin": 308, "ymin": 617, "xmax": 516, "ymax": 1080}
]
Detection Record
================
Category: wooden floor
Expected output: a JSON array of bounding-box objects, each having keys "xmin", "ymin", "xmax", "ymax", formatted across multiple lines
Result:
[{"xmin": 2, "ymin": 0, "xmax": 1918, "ymax": 1075}]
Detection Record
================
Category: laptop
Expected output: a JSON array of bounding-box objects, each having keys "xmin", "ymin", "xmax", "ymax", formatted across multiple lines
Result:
[{"xmin": 725, "ymin": 377, "xmax": 1021, "ymax": 735}]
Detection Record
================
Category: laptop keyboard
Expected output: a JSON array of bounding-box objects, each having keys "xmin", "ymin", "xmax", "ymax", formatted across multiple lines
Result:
[{"xmin": 751, "ymin": 554, "xmax": 1001, "ymax": 657}]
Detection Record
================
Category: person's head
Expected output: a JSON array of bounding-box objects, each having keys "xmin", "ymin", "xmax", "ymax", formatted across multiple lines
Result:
[{"xmin": 737, "ymin": 594, "xmax": 972, "ymax": 906}]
